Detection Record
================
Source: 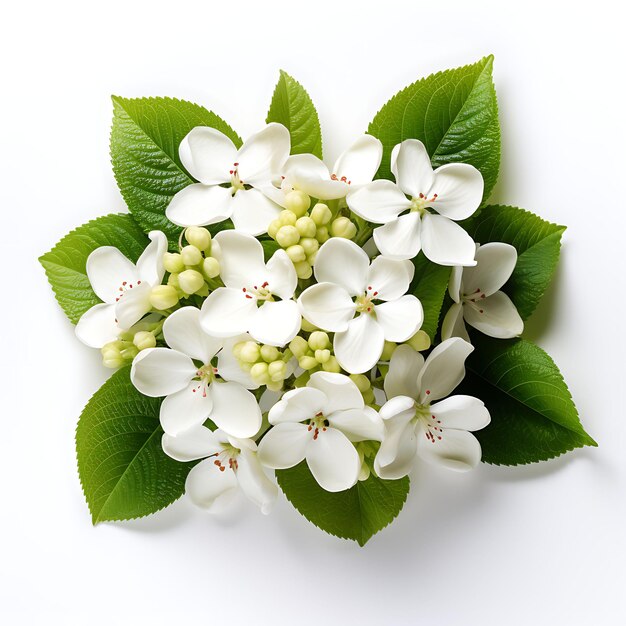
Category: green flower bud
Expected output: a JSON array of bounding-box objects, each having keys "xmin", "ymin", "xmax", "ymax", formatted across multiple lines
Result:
[
  {"xmin": 381, "ymin": 340, "xmax": 397, "ymax": 361},
  {"xmin": 185, "ymin": 226, "xmax": 212, "ymax": 251},
  {"xmin": 314, "ymin": 349, "xmax": 331, "ymax": 363},
  {"xmin": 349, "ymin": 374, "xmax": 371, "ymax": 393},
  {"xmin": 266, "ymin": 380, "xmax": 284, "ymax": 392},
  {"xmin": 163, "ymin": 252, "xmax": 185, "ymax": 274},
  {"xmin": 310, "ymin": 203, "xmax": 332, "ymax": 226},
  {"xmin": 103, "ymin": 355, "xmax": 125, "ymax": 369},
  {"xmin": 289, "ymin": 336, "xmax": 309, "ymax": 358},
  {"xmin": 308, "ymin": 331, "xmax": 329, "ymax": 350},
  {"xmin": 307, "ymin": 251, "xmax": 318, "ymax": 265},
  {"xmin": 294, "ymin": 261, "xmax": 312, "ymax": 279},
  {"xmin": 406, "ymin": 330, "xmax": 431, "ymax": 352},
  {"xmin": 285, "ymin": 190, "xmax": 311, "ymax": 217},
  {"xmin": 276, "ymin": 225, "xmax": 300, "ymax": 248},
  {"xmin": 295, "ymin": 216, "xmax": 317, "ymax": 238},
  {"xmin": 101, "ymin": 340, "xmax": 123, "ymax": 360},
  {"xmin": 150, "ymin": 285, "xmax": 179, "ymax": 310},
  {"xmin": 167, "ymin": 273, "xmax": 180, "ymax": 288},
  {"xmin": 299, "ymin": 355, "xmax": 319, "ymax": 370},
  {"xmin": 322, "ymin": 355, "xmax": 341, "ymax": 373},
  {"xmin": 286, "ymin": 244, "xmax": 306, "ymax": 263},
  {"xmin": 300, "ymin": 237, "xmax": 319, "ymax": 257},
  {"xmin": 300, "ymin": 318, "xmax": 318, "ymax": 332},
  {"xmin": 359, "ymin": 463, "xmax": 371, "ymax": 482},
  {"xmin": 240, "ymin": 341, "xmax": 261, "ymax": 363},
  {"xmin": 120, "ymin": 345, "xmax": 139, "ymax": 360},
  {"xmin": 133, "ymin": 331, "xmax": 156, "ymax": 351},
  {"xmin": 278, "ymin": 210, "xmax": 297, "ymax": 226},
  {"xmin": 250, "ymin": 361, "xmax": 270, "ymax": 384},
  {"xmin": 233, "ymin": 341, "xmax": 245, "ymax": 359},
  {"xmin": 180, "ymin": 245, "xmax": 203, "ymax": 267},
  {"xmin": 268, "ymin": 218, "xmax": 281, "ymax": 239},
  {"xmin": 260, "ymin": 344, "xmax": 280, "ymax": 363},
  {"xmin": 330, "ymin": 216, "xmax": 357, "ymax": 239},
  {"xmin": 202, "ymin": 256, "xmax": 220, "ymax": 279},
  {"xmin": 268, "ymin": 360, "xmax": 287, "ymax": 382},
  {"xmin": 178, "ymin": 269, "xmax": 205, "ymax": 294},
  {"xmin": 362, "ymin": 388, "xmax": 375, "ymax": 405},
  {"xmin": 315, "ymin": 225, "xmax": 330, "ymax": 243}
]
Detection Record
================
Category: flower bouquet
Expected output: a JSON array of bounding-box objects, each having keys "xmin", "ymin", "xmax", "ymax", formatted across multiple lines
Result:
[{"xmin": 40, "ymin": 56, "xmax": 595, "ymax": 545}]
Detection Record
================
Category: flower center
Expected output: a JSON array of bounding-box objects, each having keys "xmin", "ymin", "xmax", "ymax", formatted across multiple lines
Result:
[
  {"xmin": 410, "ymin": 192, "xmax": 438, "ymax": 215},
  {"xmin": 355, "ymin": 285, "xmax": 379, "ymax": 314},
  {"xmin": 210, "ymin": 445, "xmax": 240, "ymax": 472},
  {"xmin": 412, "ymin": 402, "xmax": 443, "ymax": 444},
  {"xmin": 191, "ymin": 363, "xmax": 219, "ymax": 397},
  {"xmin": 307, "ymin": 412, "xmax": 330, "ymax": 441},
  {"xmin": 462, "ymin": 287, "xmax": 487, "ymax": 315},
  {"xmin": 330, "ymin": 173, "xmax": 351, "ymax": 185},
  {"xmin": 114, "ymin": 279, "xmax": 143, "ymax": 303},
  {"xmin": 242, "ymin": 281, "xmax": 275, "ymax": 305},
  {"xmin": 229, "ymin": 162, "xmax": 245, "ymax": 194}
]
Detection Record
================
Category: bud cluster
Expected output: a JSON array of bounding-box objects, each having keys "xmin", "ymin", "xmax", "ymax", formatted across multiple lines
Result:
[
  {"xmin": 100, "ymin": 321, "xmax": 162, "ymax": 368},
  {"xmin": 233, "ymin": 340, "xmax": 293, "ymax": 392}
]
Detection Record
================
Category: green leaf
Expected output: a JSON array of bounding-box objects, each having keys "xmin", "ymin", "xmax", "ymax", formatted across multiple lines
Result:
[
  {"xmin": 111, "ymin": 96, "xmax": 241, "ymax": 242},
  {"xmin": 457, "ymin": 334, "xmax": 596, "ymax": 466},
  {"xmin": 39, "ymin": 213, "xmax": 148, "ymax": 324},
  {"xmin": 266, "ymin": 70, "xmax": 322, "ymax": 159},
  {"xmin": 76, "ymin": 367, "xmax": 192, "ymax": 523},
  {"xmin": 410, "ymin": 253, "xmax": 451, "ymax": 340},
  {"xmin": 463, "ymin": 205, "xmax": 566, "ymax": 320},
  {"xmin": 368, "ymin": 55, "xmax": 500, "ymax": 200},
  {"xmin": 276, "ymin": 462, "xmax": 409, "ymax": 546}
]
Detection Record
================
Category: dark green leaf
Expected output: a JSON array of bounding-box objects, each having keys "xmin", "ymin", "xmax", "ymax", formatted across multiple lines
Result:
[
  {"xmin": 410, "ymin": 253, "xmax": 451, "ymax": 340},
  {"xmin": 39, "ymin": 213, "xmax": 148, "ymax": 323},
  {"xmin": 76, "ymin": 367, "xmax": 192, "ymax": 523},
  {"xmin": 368, "ymin": 55, "xmax": 500, "ymax": 200},
  {"xmin": 266, "ymin": 70, "xmax": 322, "ymax": 159},
  {"xmin": 277, "ymin": 462, "xmax": 409, "ymax": 546}
]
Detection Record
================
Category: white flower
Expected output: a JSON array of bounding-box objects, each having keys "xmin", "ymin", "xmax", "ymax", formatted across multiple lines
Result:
[
  {"xmin": 162, "ymin": 426, "xmax": 277, "ymax": 514},
  {"xmin": 130, "ymin": 307, "xmax": 261, "ymax": 438},
  {"xmin": 442, "ymin": 242, "xmax": 524, "ymax": 341},
  {"xmin": 298, "ymin": 238, "xmax": 423, "ymax": 374},
  {"xmin": 258, "ymin": 372, "xmax": 383, "ymax": 492},
  {"xmin": 374, "ymin": 339, "xmax": 490, "ymax": 478},
  {"xmin": 200, "ymin": 230, "xmax": 301, "ymax": 347},
  {"xmin": 347, "ymin": 139, "xmax": 484, "ymax": 265},
  {"xmin": 166, "ymin": 123, "xmax": 290, "ymax": 236},
  {"xmin": 75, "ymin": 231, "xmax": 168, "ymax": 348},
  {"xmin": 265, "ymin": 135, "xmax": 383, "ymax": 203}
]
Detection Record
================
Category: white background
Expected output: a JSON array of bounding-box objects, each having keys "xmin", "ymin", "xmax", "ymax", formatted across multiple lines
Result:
[{"xmin": 2, "ymin": 0, "xmax": 625, "ymax": 624}]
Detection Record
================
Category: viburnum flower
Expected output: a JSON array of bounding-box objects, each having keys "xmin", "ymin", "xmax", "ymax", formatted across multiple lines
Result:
[
  {"xmin": 266, "ymin": 135, "xmax": 383, "ymax": 203},
  {"xmin": 298, "ymin": 238, "xmax": 423, "ymax": 373},
  {"xmin": 162, "ymin": 426, "xmax": 277, "ymax": 514},
  {"xmin": 201, "ymin": 230, "xmax": 301, "ymax": 347},
  {"xmin": 442, "ymin": 242, "xmax": 524, "ymax": 341},
  {"xmin": 75, "ymin": 230, "xmax": 168, "ymax": 348},
  {"xmin": 258, "ymin": 372, "xmax": 383, "ymax": 492},
  {"xmin": 166, "ymin": 123, "xmax": 290, "ymax": 236},
  {"xmin": 130, "ymin": 307, "xmax": 261, "ymax": 438},
  {"xmin": 347, "ymin": 139, "xmax": 483, "ymax": 265},
  {"xmin": 374, "ymin": 339, "xmax": 490, "ymax": 478}
]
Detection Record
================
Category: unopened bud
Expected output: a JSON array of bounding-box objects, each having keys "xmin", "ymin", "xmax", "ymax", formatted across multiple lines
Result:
[
  {"xmin": 315, "ymin": 349, "xmax": 331, "ymax": 363},
  {"xmin": 260, "ymin": 344, "xmax": 280, "ymax": 363},
  {"xmin": 266, "ymin": 380, "xmax": 284, "ymax": 392},
  {"xmin": 276, "ymin": 225, "xmax": 300, "ymax": 248},
  {"xmin": 286, "ymin": 244, "xmax": 306, "ymax": 263},
  {"xmin": 268, "ymin": 360, "xmax": 287, "ymax": 382},
  {"xmin": 299, "ymin": 355, "xmax": 319, "ymax": 370},
  {"xmin": 250, "ymin": 362, "xmax": 270, "ymax": 384},
  {"xmin": 163, "ymin": 252, "xmax": 185, "ymax": 274},
  {"xmin": 349, "ymin": 374, "xmax": 371, "ymax": 393},
  {"xmin": 330, "ymin": 216, "xmax": 357, "ymax": 239},
  {"xmin": 103, "ymin": 355, "xmax": 125, "ymax": 369},
  {"xmin": 268, "ymin": 219, "xmax": 281, "ymax": 239},
  {"xmin": 406, "ymin": 330, "xmax": 431, "ymax": 352},
  {"xmin": 310, "ymin": 203, "xmax": 332, "ymax": 226},
  {"xmin": 180, "ymin": 245, "xmax": 203, "ymax": 267},
  {"xmin": 308, "ymin": 331, "xmax": 329, "ymax": 350},
  {"xmin": 381, "ymin": 341, "xmax": 397, "ymax": 361},
  {"xmin": 133, "ymin": 331, "xmax": 156, "ymax": 351},
  {"xmin": 300, "ymin": 318, "xmax": 318, "ymax": 332},
  {"xmin": 285, "ymin": 190, "xmax": 311, "ymax": 217},
  {"xmin": 300, "ymin": 237, "xmax": 319, "ymax": 257},
  {"xmin": 150, "ymin": 285, "xmax": 179, "ymax": 310},
  {"xmin": 315, "ymin": 225, "xmax": 330, "ymax": 243},
  {"xmin": 278, "ymin": 210, "xmax": 297, "ymax": 226},
  {"xmin": 202, "ymin": 256, "xmax": 220, "ymax": 279},
  {"xmin": 295, "ymin": 216, "xmax": 317, "ymax": 238},
  {"xmin": 240, "ymin": 341, "xmax": 261, "ymax": 364},
  {"xmin": 178, "ymin": 269, "xmax": 205, "ymax": 294},
  {"xmin": 185, "ymin": 226, "xmax": 211, "ymax": 251},
  {"xmin": 294, "ymin": 261, "xmax": 312, "ymax": 279},
  {"xmin": 322, "ymin": 355, "xmax": 341, "ymax": 373},
  {"xmin": 289, "ymin": 336, "xmax": 309, "ymax": 358}
]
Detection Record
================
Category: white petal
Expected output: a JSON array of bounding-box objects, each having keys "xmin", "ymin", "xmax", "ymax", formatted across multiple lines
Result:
[
  {"xmin": 384, "ymin": 345, "xmax": 424, "ymax": 400},
  {"xmin": 391, "ymin": 139, "xmax": 434, "ymax": 198},
  {"xmin": 421, "ymin": 214, "xmax": 477, "ymax": 267},
  {"xmin": 130, "ymin": 348, "xmax": 196, "ymax": 397},
  {"xmin": 374, "ymin": 419, "xmax": 418, "ymax": 480},
  {"xmin": 308, "ymin": 372, "xmax": 364, "ymax": 414},
  {"xmin": 185, "ymin": 457, "xmax": 239, "ymax": 511},
  {"xmin": 441, "ymin": 302, "xmax": 470, "ymax": 342},
  {"xmin": 236, "ymin": 123, "xmax": 291, "ymax": 187},
  {"xmin": 448, "ymin": 265, "xmax": 463, "ymax": 303},
  {"xmin": 248, "ymin": 300, "xmax": 301, "ymax": 347},
  {"xmin": 165, "ymin": 183, "xmax": 234, "ymax": 227},
  {"xmin": 464, "ymin": 291, "xmax": 524, "ymax": 338},
  {"xmin": 329, "ymin": 406, "xmax": 384, "ymax": 442},
  {"xmin": 366, "ymin": 256, "xmax": 414, "ymax": 301},
  {"xmin": 257, "ymin": 422, "xmax": 310, "ymax": 469},
  {"xmin": 213, "ymin": 230, "xmax": 267, "ymax": 289},
  {"xmin": 180, "ymin": 126, "xmax": 237, "ymax": 184},
  {"xmin": 217, "ymin": 334, "xmax": 259, "ymax": 389},
  {"xmin": 209, "ymin": 381, "xmax": 262, "ymax": 439},
  {"xmin": 305, "ymin": 428, "xmax": 360, "ymax": 492},
  {"xmin": 462, "ymin": 242, "xmax": 518, "ymax": 297},
  {"xmin": 265, "ymin": 249, "xmax": 297, "ymax": 300},
  {"xmin": 298, "ymin": 282, "xmax": 355, "ymax": 332},
  {"xmin": 430, "ymin": 395, "xmax": 491, "ymax": 431},
  {"xmin": 314, "ymin": 237, "xmax": 369, "ymax": 296},
  {"xmin": 347, "ymin": 179, "xmax": 411, "ymax": 223},
  {"xmin": 86, "ymin": 246, "xmax": 139, "ymax": 304},
  {"xmin": 334, "ymin": 314, "xmax": 385, "ymax": 374},
  {"xmin": 375, "ymin": 296, "xmax": 423, "ymax": 342},
  {"xmin": 376, "ymin": 396, "xmax": 417, "ymax": 469},
  {"xmin": 268, "ymin": 387, "xmax": 327, "ymax": 425},
  {"xmin": 379, "ymin": 394, "xmax": 417, "ymax": 422},
  {"xmin": 417, "ymin": 337, "xmax": 474, "ymax": 403},
  {"xmin": 200, "ymin": 287, "xmax": 258, "ymax": 337},
  {"xmin": 160, "ymin": 380, "xmax": 214, "ymax": 435},
  {"xmin": 332, "ymin": 134, "xmax": 383, "ymax": 186},
  {"xmin": 136, "ymin": 231, "xmax": 168, "ymax": 286},
  {"xmin": 236, "ymin": 449, "xmax": 278, "ymax": 514},
  {"xmin": 231, "ymin": 188, "xmax": 282, "ymax": 236},
  {"xmin": 161, "ymin": 425, "xmax": 221, "ymax": 461},
  {"xmin": 163, "ymin": 306, "xmax": 223, "ymax": 363},
  {"xmin": 417, "ymin": 427, "xmax": 482, "ymax": 471},
  {"xmin": 282, "ymin": 154, "xmax": 346, "ymax": 200},
  {"xmin": 75, "ymin": 303, "xmax": 119, "ymax": 348},
  {"xmin": 430, "ymin": 163, "xmax": 484, "ymax": 221},
  {"xmin": 373, "ymin": 212, "xmax": 422, "ymax": 260},
  {"xmin": 114, "ymin": 281, "xmax": 152, "ymax": 329},
  {"xmin": 284, "ymin": 153, "xmax": 330, "ymax": 181}
]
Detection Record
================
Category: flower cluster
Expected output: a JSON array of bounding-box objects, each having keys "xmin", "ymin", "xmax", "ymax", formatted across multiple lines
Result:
[{"xmin": 75, "ymin": 122, "xmax": 524, "ymax": 514}]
